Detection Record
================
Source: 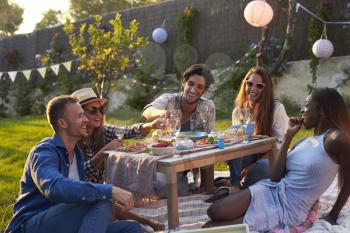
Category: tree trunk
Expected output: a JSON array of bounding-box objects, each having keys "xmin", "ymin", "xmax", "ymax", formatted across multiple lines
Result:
[
  {"xmin": 269, "ymin": 0, "xmax": 297, "ymax": 76},
  {"xmin": 256, "ymin": 26, "xmax": 269, "ymax": 67}
]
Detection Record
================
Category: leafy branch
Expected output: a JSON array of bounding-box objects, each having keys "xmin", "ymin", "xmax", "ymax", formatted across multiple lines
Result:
[{"xmin": 64, "ymin": 14, "xmax": 147, "ymax": 97}]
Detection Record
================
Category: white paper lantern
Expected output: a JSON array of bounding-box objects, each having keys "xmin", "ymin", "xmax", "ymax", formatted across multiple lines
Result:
[
  {"xmin": 312, "ymin": 39, "xmax": 334, "ymax": 58},
  {"xmin": 152, "ymin": 27, "xmax": 168, "ymax": 44},
  {"xmin": 244, "ymin": 0, "xmax": 274, "ymax": 27}
]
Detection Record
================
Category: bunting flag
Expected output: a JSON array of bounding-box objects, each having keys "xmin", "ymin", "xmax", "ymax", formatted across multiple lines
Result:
[
  {"xmin": 51, "ymin": 64, "xmax": 60, "ymax": 76},
  {"xmin": 37, "ymin": 67, "xmax": 47, "ymax": 79},
  {"xmin": 22, "ymin": 69, "xmax": 32, "ymax": 80},
  {"xmin": 62, "ymin": 61, "xmax": 72, "ymax": 72},
  {"xmin": 0, "ymin": 59, "xmax": 77, "ymax": 82},
  {"xmin": 8, "ymin": 71, "xmax": 17, "ymax": 82}
]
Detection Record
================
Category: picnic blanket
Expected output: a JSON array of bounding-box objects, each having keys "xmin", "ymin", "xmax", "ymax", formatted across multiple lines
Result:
[
  {"xmin": 106, "ymin": 152, "xmax": 170, "ymax": 197},
  {"xmin": 305, "ymin": 175, "xmax": 350, "ymax": 233},
  {"xmin": 131, "ymin": 172, "xmax": 350, "ymax": 232}
]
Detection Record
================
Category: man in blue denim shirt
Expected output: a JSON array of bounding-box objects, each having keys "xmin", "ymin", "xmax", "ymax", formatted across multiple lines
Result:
[{"xmin": 5, "ymin": 96, "xmax": 143, "ymax": 233}]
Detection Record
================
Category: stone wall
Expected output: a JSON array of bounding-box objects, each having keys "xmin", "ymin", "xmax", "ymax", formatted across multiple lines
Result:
[
  {"xmin": 275, "ymin": 55, "xmax": 350, "ymax": 106},
  {"xmin": 0, "ymin": 0, "xmax": 349, "ymax": 73}
]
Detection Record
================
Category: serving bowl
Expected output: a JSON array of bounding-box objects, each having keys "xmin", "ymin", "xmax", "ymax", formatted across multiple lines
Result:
[
  {"xmin": 148, "ymin": 144, "xmax": 176, "ymax": 156},
  {"xmin": 175, "ymin": 138, "xmax": 194, "ymax": 150}
]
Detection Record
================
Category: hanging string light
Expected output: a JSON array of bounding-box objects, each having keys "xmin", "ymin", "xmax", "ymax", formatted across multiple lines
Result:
[
  {"xmin": 293, "ymin": 0, "xmax": 350, "ymax": 59},
  {"xmin": 152, "ymin": 19, "xmax": 168, "ymax": 44},
  {"xmin": 244, "ymin": 0, "xmax": 274, "ymax": 27},
  {"xmin": 312, "ymin": 24, "xmax": 334, "ymax": 58}
]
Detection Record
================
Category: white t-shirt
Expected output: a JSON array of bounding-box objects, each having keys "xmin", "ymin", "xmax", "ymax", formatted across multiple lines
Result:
[{"xmin": 68, "ymin": 154, "xmax": 80, "ymax": 180}]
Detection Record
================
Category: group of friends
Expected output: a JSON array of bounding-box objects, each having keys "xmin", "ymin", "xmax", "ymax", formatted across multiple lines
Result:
[{"xmin": 5, "ymin": 64, "xmax": 350, "ymax": 233}]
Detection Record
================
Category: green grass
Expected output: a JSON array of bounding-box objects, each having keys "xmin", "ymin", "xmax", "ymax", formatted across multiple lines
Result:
[{"xmin": 0, "ymin": 113, "xmax": 312, "ymax": 231}]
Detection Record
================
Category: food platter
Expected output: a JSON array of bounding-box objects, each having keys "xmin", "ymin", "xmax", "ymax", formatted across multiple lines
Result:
[
  {"xmin": 176, "ymin": 131, "xmax": 208, "ymax": 141},
  {"xmin": 104, "ymin": 143, "xmax": 147, "ymax": 154},
  {"xmin": 194, "ymin": 138, "xmax": 243, "ymax": 148}
]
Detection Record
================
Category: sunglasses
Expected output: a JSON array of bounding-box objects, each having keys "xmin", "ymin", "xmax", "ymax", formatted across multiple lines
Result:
[
  {"xmin": 86, "ymin": 106, "xmax": 105, "ymax": 115},
  {"xmin": 246, "ymin": 80, "xmax": 265, "ymax": 90}
]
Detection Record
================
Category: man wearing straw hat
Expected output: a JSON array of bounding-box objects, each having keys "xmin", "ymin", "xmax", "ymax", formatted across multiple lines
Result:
[{"xmin": 5, "ymin": 95, "xmax": 143, "ymax": 233}]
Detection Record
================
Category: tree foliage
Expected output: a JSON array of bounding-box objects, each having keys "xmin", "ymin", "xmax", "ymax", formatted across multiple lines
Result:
[
  {"xmin": 35, "ymin": 9, "xmax": 64, "ymax": 30},
  {"xmin": 174, "ymin": 7, "xmax": 198, "ymax": 78},
  {"xmin": 118, "ymin": 59, "xmax": 179, "ymax": 110},
  {"xmin": 64, "ymin": 14, "xmax": 147, "ymax": 97},
  {"xmin": 0, "ymin": 0, "xmax": 24, "ymax": 35},
  {"xmin": 69, "ymin": 0, "xmax": 156, "ymax": 20},
  {"xmin": 176, "ymin": 7, "xmax": 198, "ymax": 45}
]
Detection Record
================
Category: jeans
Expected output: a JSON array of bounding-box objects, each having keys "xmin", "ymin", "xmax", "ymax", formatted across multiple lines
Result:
[
  {"xmin": 23, "ymin": 200, "xmax": 143, "ymax": 233},
  {"xmin": 227, "ymin": 156, "xmax": 270, "ymax": 187}
]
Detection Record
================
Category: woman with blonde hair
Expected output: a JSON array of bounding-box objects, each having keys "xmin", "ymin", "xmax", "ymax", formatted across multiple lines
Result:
[{"xmin": 228, "ymin": 66, "xmax": 289, "ymax": 190}]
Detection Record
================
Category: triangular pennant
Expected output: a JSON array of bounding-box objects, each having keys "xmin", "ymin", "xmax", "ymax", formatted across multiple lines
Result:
[
  {"xmin": 51, "ymin": 64, "xmax": 60, "ymax": 76},
  {"xmin": 8, "ymin": 71, "xmax": 17, "ymax": 82},
  {"xmin": 22, "ymin": 69, "xmax": 32, "ymax": 80},
  {"xmin": 37, "ymin": 67, "xmax": 47, "ymax": 78},
  {"xmin": 62, "ymin": 61, "xmax": 72, "ymax": 72}
]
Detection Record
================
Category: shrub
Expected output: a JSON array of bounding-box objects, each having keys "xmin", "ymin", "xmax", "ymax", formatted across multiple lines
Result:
[
  {"xmin": 118, "ymin": 59, "xmax": 179, "ymax": 110},
  {"xmin": 2, "ymin": 48, "xmax": 22, "ymax": 69},
  {"xmin": 0, "ymin": 76, "xmax": 11, "ymax": 118},
  {"xmin": 11, "ymin": 76, "xmax": 33, "ymax": 116},
  {"xmin": 280, "ymin": 95, "xmax": 301, "ymax": 117}
]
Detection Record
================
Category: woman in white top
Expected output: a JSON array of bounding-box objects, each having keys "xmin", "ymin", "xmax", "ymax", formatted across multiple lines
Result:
[{"xmin": 228, "ymin": 66, "xmax": 289, "ymax": 190}]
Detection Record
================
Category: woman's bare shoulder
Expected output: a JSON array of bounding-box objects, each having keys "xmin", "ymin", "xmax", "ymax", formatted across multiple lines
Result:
[
  {"xmin": 325, "ymin": 130, "xmax": 349, "ymax": 145},
  {"xmin": 325, "ymin": 130, "xmax": 350, "ymax": 163}
]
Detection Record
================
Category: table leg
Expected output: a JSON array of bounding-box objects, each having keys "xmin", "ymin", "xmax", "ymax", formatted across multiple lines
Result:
[
  {"xmin": 166, "ymin": 169, "xmax": 179, "ymax": 229},
  {"xmin": 200, "ymin": 166, "xmax": 214, "ymax": 194}
]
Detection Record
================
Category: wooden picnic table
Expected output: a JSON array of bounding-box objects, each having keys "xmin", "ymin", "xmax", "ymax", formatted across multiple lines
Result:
[{"xmin": 157, "ymin": 137, "xmax": 277, "ymax": 229}]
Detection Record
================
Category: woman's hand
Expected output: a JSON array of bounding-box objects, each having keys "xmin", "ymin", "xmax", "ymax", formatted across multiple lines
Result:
[
  {"xmin": 102, "ymin": 139, "xmax": 123, "ymax": 151},
  {"xmin": 91, "ymin": 139, "xmax": 123, "ymax": 169},
  {"xmin": 286, "ymin": 117, "xmax": 303, "ymax": 137}
]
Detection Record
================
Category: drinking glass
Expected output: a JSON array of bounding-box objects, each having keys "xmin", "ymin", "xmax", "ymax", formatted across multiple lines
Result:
[
  {"xmin": 198, "ymin": 105, "xmax": 210, "ymax": 133},
  {"xmin": 239, "ymin": 108, "xmax": 251, "ymax": 144},
  {"xmin": 239, "ymin": 108, "xmax": 250, "ymax": 125},
  {"xmin": 168, "ymin": 110, "xmax": 182, "ymax": 137},
  {"xmin": 115, "ymin": 121, "xmax": 127, "ymax": 139}
]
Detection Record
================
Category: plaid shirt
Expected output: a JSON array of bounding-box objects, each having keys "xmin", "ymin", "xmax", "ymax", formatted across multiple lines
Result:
[
  {"xmin": 83, "ymin": 123, "xmax": 143, "ymax": 183},
  {"xmin": 143, "ymin": 92, "xmax": 216, "ymax": 132}
]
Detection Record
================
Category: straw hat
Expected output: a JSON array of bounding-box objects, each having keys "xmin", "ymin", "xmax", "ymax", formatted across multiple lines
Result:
[{"xmin": 71, "ymin": 88, "xmax": 108, "ymax": 106}]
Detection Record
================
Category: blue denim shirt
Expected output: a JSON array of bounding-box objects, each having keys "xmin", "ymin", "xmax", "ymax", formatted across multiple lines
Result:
[{"xmin": 5, "ymin": 133, "xmax": 112, "ymax": 233}]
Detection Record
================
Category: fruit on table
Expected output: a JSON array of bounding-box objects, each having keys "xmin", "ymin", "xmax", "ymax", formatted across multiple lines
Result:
[
  {"xmin": 195, "ymin": 139, "xmax": 208, "ymax": 145},
  {"xmin": 152, "ymin": 141, "xmax": 173, "ymax": 148}
]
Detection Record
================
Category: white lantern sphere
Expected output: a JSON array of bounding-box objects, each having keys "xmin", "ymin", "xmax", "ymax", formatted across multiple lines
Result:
[
  {"xmin": 152, "ymin": 27, "xmax": 168, "ymax": 44},
  {"xmin": 312, "ymin": 39, "xmax": 334, "ymax": 58},
  {"xmin": 244, "ymin": 0, "xmax": 274, "ymax": 27}
]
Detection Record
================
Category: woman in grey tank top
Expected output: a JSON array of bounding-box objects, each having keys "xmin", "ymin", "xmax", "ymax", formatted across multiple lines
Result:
[{"xmin": 206, "ymin": 88, "xmax": 350, "ymax": 232}]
